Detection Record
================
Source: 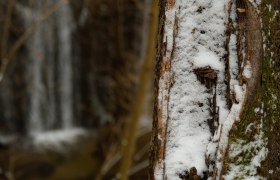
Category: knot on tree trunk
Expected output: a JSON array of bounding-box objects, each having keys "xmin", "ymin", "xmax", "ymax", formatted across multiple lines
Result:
[
  {"xmin": 178, "ymin": 167, "xmax": 207, "ymax": 180},
  {"xmin": 194, "ymin": 66, "xmax": 219, "ymax": 135},
  {"xmin": 193, "ymin": 66, "xmax": 218, "ymax": 89}
]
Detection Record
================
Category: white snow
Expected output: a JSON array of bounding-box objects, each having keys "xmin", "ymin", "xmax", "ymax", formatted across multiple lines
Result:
[
  {"xmin": 245, "ymin": 123, "xmax": 254, "ymax": 133},
  {"xmin": 193, "ymin": 46, "xmax": 224, "ymax": 71},
  {"xmin": 32, "ymin": 128, "xmax": 87, "ymax": 150},
  {"xmin": 0, "ymin": 135, "xmax": 17, "ymax": 145},
  {"xmin": 224, "ymin": 101, "xmax": 267, "ymax": 179},
  {"xmin": 155, "ymin": 161, "xmax": 164, "ymax": 180},
  {"xmin": 213, "ymin": 84, "xmax": 247, "ymax": 179},
  {"xmin": 154, "ymin": 0, "xmax": 260, "ymax": 179},
  {"xmin": 243, "ymin": 63, "xmax": 252, "ymax": 79},
  {"xmin": 165, "ymin": 7, "xmax": 176, "ymax": 56},
  {"xmin": 249, "ymin": 0, "xmax": 262, "ymax": 6},
  {"xmin": 157, "ymin": 0, "xmax": 231, "ymax": 179},
  {"xmin": 229, "ymin": 34, "xmax": 239, "ymax": 92},
  {"xmin": 224, "ymin": 133, "xmax": 268, "ymax": 180}
]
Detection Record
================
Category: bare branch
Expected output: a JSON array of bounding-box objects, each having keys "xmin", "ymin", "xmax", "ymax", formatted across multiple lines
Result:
[{"xmin": 95, "ymin": 144, "xmax": 122, "ymax": 180}]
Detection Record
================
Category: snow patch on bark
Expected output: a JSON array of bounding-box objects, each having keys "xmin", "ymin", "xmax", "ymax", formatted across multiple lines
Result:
[
  {"xmin": 243, "ymin": 63, "xmax": 252, "ymax": 79},
  {"xmin": 224, "ymin": 117, "xmax": 268, "ymax": 180},
  {"xmin": 194, "ymin": 47, "xmax": 224, "ymax": 71},
  {"xmin": 212, "ymin": 84, "xmax": 247, "ymax": 179},
  {"xmin": 154, "ymin": 0, "xmax": 253, "ymax": 179},
  {"xmin": 229, "ymin": 34, "xmax": 239, "ymax": 92},
  {"xmin": 154, "ymin": 161, "xmax": 164, "ymax": 180},
  {"xmin": 161, "ymin": 0, "xmax": 232, "ymax": 179}
]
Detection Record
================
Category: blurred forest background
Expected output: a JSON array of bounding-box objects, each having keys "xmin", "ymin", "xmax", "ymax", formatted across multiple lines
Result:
[{"xmin": 0, "ymin": 0, "xmax": 157, "ymax": 179}]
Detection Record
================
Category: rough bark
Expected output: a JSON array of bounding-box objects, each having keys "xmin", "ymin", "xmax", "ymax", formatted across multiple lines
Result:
[
  {"xmin": 149, "ymin": 0, "xmax": 168, "ymax": 179},
  {"xmin": 224, "ymin": 0, "xmax": 280, "ymax": 179},
  {"xmin": 151, "ymin": 0, "xmax": 279, "ymax": 179}
]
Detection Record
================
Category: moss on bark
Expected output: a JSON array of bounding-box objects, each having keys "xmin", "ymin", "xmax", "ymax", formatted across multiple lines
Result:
[{"xmin": 223, "ymin": 0, "xmax": 280, "ymax": 178}]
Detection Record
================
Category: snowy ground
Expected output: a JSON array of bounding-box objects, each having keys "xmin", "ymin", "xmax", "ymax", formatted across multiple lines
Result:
[
  {"xmin": 31, "ymin": 128, "xmax": 87, "ymax": 151},
  {"xmin": 0, "ymin": 128, "xmax": 88, "ymax": 152}
]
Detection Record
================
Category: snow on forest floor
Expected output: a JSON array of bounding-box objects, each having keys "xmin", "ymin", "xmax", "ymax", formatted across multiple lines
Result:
[
  {"xmin": 0, "ymin": 128, "xmax": 88, "ymax": 152},
  {"xmin": 31, "ymin": 128, "xmax": 87, "ymax": 150},
  {"xmin": 155, "ymin": 0, "xmax": 264, "ymax": 179}
]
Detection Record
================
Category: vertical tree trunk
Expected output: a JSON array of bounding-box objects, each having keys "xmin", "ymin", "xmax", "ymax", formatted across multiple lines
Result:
[{"xmin": 150, "ymin": 0, "xmax": 279, "ymax": 179}]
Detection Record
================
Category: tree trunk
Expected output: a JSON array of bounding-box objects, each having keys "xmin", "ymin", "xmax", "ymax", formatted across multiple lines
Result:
[{"xmin": 150, "ymin": 0, "xmax": 279, "ymax": 179}]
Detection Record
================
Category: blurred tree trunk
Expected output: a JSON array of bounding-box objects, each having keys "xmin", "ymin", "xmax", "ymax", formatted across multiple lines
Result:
[
  {"xmin": 74, "ymin": 0, "xmax": 146, "ymax": 127},
  {"xmin": 150, "ymin": 0, "xmax": 280, "ymax": 179}
]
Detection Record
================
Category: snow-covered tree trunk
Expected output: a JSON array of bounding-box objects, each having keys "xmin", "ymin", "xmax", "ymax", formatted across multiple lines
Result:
[{"xmin": 150, "ymin": 0, "xmax": 279, "ymax": 179}]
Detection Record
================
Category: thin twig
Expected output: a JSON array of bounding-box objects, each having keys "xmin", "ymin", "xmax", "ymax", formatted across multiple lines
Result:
[
  {"xmin": 95, "ymin": 127, "xmax": 151, "ymax": 180},
  {"xmin": 128, "ymin": 160, "xmax": 149, "ymax": 176},
  {"xmin": 95, "ymin": 144, "xmax": 122, "ymax": 180}
]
